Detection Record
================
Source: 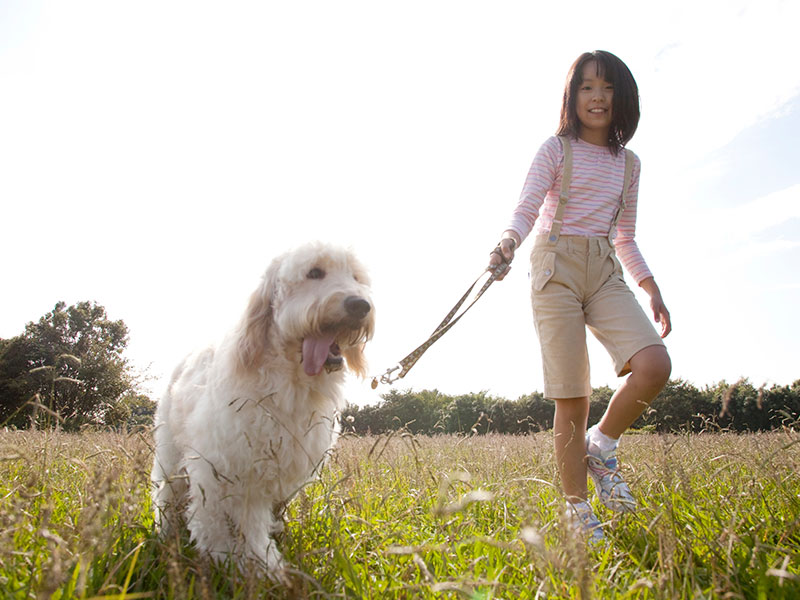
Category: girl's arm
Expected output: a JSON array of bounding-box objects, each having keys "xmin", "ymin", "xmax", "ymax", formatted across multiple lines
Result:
[
  {"xmin": 489, "ymin": 137, "xmax": 560, "ymax": 279},
  {"xmin": 615, "ymin": 154, "xmax": 671, "ymax": 337},
  {"xmin": 639, "ymin": 276, "xmax": 672, "ymax": 338},
  {"xmin": 506, "ymin": 137, "xmax": 561, "ymax": 247},
  {"xmin": 613, "ymin": 155, "xmax": 654, "ymax": 283}
]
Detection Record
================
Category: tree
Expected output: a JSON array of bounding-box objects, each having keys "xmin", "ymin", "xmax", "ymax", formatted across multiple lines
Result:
[
  {"xmin": 636, "ymin": 378, "xmax": 712, "ymax": 432},
  {"xmin": 0, "ymin": 336, "xmax": 37, "ymax": 426},
  {"xmin": 588, "ymin": 386, "xmax": 613, "ymax": 427},
  {"xmin": 103, "ymin": 392, "xmax": 157, "ymax": 430},
  {"xmin": 706, "ymin": 379, "xmax": 768, "ymax": 431},
  {"xmin": 0, "ymin": 301, "xmax": 147, "ymax": 429},
  {"xmin": 441, "ymin": 392, "xmax": 493, "ymax": 434},
  {"xmin": 512, "ymin": 392, "xmax": 553, "ymax": 433},
  {"xmin": 762, "ymin": 381, "xmax": 800, "ymax": 428}
]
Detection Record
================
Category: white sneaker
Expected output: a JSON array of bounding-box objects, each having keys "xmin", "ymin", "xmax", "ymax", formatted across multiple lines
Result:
[
  {"xmin": 585, "ymin": 436, "xmax": 636, "ymax": 513},
  {"xmin": 565, "ymin": 501, "xmax": 605, "ymax": 545}
]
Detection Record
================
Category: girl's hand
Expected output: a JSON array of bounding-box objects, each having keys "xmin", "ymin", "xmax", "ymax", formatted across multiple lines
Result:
[
  {"xmin": 650, "ymin": 295, "xmax": 672, "ymax": 338},
  {"xmin": 640, "ymin": 277, "xmax": 672, "ymax": 338},
  {"xmin": 488, "ymin": 236, "xmax": 518, "ymax": 280}
]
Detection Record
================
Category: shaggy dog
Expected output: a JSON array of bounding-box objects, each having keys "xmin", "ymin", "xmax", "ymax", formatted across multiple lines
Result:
[{"xmin": 151, "ymin": 242, "xmax": 374, "ymax": 573}]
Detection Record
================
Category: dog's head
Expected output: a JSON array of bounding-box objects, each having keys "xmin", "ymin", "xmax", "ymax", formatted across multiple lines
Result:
[{"xmin": 236, "ymin": 242, "xmax": 375, "ymax": 379}]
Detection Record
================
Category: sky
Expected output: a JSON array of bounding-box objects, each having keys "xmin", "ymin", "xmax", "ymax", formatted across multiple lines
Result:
[{"xmin": 1, "ymin": 0, "xmax": 798, "ymax": 407}]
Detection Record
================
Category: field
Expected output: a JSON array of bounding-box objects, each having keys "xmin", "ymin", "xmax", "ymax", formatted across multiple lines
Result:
[{"xmin": 1, "ymin": 428, "xmax": 799, "ymax": 599}]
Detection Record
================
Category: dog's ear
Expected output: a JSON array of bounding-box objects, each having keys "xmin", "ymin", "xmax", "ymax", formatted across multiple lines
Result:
[
  {"xmin": 343, "ymin": 343, "xmax": 368, "ymax": 379},
  {"xmin": 236, "ymin": 262, "xmax": 278, "ymax": 373}
]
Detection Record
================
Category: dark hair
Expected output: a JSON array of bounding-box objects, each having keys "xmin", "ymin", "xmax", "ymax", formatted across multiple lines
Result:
[{"xmin": 556, "ymin": 50, "xmax": 640, "ymax": 155}]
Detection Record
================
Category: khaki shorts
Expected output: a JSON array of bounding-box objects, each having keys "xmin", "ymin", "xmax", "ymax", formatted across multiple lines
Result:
[{"xmin": 530, "ymin": 234, "xmax": 665, "ymax": 399}]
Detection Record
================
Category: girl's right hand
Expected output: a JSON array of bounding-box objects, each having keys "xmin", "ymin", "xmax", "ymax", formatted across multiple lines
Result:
[{"xmin": 488, "ymin": 237, "xmax": 518, "ymax": 280}]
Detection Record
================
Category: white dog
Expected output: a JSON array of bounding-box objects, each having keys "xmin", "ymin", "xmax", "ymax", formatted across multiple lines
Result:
[{"xmin": 151, "ymin": 242, "xmax": 374, "ymax": 573}]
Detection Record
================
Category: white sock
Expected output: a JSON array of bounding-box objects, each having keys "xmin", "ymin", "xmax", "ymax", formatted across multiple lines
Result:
[{"xmin": 587, "ymin": 424, "xmax": 619, "ymax": 459}]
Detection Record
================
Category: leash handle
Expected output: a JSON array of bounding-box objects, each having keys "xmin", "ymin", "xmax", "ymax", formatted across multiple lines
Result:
[{"xmin": 371, "ymin": 260, "xmax": 509, "ymax": 388}]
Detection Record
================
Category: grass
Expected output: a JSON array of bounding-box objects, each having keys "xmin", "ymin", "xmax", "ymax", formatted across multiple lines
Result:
[{"xmin": 1, "ymin": 428, "xmax": 799, "ymax": 599}]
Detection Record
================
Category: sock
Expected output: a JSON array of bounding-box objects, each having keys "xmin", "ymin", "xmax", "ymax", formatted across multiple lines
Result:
[{"xmin": 587, "ymin": 424, "xmax": 619, "ymax": 459}]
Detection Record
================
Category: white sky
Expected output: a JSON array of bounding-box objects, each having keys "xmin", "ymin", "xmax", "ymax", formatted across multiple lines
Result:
[{"xmin": 1, "ymin": 0, "xmax": 798, "ymax": 406}]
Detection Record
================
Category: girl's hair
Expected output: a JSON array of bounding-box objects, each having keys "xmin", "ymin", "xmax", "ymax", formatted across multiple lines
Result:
[{"xmin": 556, "ymin": 50, "xmax": 640, "ymax": 154}]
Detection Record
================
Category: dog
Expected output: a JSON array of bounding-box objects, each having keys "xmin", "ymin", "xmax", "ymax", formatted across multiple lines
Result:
[{"xmin": 150, "ymin": 242, "xmax": 374, "ymax": 573}]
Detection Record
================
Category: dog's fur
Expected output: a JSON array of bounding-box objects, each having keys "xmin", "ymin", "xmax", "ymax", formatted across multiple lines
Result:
[{"xmin": 151, "ymin": 242, "xmax": 374, "ymax": 572}]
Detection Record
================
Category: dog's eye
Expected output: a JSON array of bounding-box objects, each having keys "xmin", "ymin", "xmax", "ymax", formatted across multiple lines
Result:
[{"xmin": 307, "ymin": 267, "xmax": 325, "ymax": 280}]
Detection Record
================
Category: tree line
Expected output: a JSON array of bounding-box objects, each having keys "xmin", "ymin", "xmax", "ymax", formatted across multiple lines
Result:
[
  {"xmin": 342, "ymin": 379, "xmax": 800, "ymax": 435},
  {"xmin": 2, "ymin": 301, "xmax": 798, "ymax": 434}
]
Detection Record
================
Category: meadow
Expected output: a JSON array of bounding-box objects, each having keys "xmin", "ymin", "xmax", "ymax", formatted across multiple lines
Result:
[{"xmin": 1, "ymin": 427, "xmax": 799, "ymax": 599}]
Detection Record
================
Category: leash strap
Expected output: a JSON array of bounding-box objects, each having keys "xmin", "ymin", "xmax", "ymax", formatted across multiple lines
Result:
[{"xmin": 372, "ymin": 260, "xmax": 510, "ymax": 388}]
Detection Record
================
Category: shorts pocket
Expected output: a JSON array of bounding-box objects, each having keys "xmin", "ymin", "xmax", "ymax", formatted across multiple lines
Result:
[
  {"xmin": 532, "ymin": 251, "xmax": 556, "ymax": 291},
  {"xmin": 608, "ymin": 251, "xmax": 625, "ymax": 281}
]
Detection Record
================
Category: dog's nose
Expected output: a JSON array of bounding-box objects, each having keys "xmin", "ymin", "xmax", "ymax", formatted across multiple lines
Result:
[{"xmin": 344, "ymin": 296, "xmax": 371, "ymax": 319}]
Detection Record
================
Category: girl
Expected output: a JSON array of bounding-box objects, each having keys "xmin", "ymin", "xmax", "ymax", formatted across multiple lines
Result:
[{"xmin": 489, "ymin": 50, "xmax": 672, "ymax": 542}]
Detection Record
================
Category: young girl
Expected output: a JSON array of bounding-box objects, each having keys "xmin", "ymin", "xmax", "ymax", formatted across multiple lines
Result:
[{"xmin": 488, "ymin": 50, "xmax": 672, "ymax": 542}]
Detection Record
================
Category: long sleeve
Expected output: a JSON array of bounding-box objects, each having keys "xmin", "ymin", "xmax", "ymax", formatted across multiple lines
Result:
[
  {"xmin": 613, "ymin": 159, "xmax": 653, "ymax": 284},
  {"xmin": 506, "ymin": 136, "xmax": 561, "ymax": 245}
]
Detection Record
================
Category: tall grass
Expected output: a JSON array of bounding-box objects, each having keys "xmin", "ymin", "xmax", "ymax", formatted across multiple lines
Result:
[{"xmin": 1, "ymin": 427, "xmax": 798, "ymax": 599}]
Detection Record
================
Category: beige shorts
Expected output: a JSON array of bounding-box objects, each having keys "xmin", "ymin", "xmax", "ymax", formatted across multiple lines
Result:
[{"xmin": 530, "ymin": 234, "xmax": 665, "ymax": 399}]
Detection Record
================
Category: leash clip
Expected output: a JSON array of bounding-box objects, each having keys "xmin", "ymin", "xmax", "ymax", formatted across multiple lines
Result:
[
  {"xmin": 371, "ymin": 258, "xmax": 507, "ymax": 390},
  {"xmin": 371, "ymin": 364, "xmax": 402, "ymax": 389}
]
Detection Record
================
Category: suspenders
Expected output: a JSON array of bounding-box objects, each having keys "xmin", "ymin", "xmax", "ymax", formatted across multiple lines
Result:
[{"xmin": 549, "ymin": 136, "xmax": 634, "ymax": 245}]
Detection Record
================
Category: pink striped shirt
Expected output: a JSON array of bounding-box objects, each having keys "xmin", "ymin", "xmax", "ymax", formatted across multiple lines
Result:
[{"xmin": 508, "ymin": 135, "xmax": 653, "ymax": 284}]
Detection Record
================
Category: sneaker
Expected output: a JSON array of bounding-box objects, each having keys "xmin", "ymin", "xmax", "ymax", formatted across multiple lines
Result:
[
  {"xmin": 565, "ymin": 501, "xmax": 605, "ymax": 545},
  {"xmin": 585, "ymin": 438, "xmax": 636, "ymax": 513}
]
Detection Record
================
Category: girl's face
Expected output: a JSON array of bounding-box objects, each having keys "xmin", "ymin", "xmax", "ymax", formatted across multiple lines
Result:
[{"xmin": 575, "ymin": 61, "xmax": 614, "ymax": 145}]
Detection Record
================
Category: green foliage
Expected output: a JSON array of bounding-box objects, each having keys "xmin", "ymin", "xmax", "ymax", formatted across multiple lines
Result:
[
  {"xmin": 343, "ymin": 389, "xmax": 556, "ymax": 436},
  {"xmin": 0, "ymin": 301, "xmax": 151, "ymax": 430},
  {"xmin": 2, "ymin": 430, "xmax": 800, "ymax": 598},
  {"xmin": 346, "ymin": 379, "xmax": 800, "ymax": 436},
  {"xmin": 104, "ymin": 393, "xmax": 158, "ymax": 431},
  {"xmin": 0, "ymin": 337, "xmax": 36, "ymax": 424},
  {"xmin": 588, "ymin": 386, "xmax": 613, "ymax": 425}
]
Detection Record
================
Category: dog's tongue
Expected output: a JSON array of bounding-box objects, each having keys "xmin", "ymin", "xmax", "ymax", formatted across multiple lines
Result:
[{"xmin": 302, "ymin": 334, "xmax": 336, "ymax": 376}]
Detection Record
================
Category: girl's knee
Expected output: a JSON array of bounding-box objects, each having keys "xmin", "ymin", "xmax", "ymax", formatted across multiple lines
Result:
[{"xmin": 632, "ymin": 346, "xmax": 671, "ymax": 386}]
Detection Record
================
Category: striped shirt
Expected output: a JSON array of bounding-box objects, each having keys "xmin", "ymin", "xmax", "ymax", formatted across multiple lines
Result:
[{"xmin": 507, "ymin": 135, "xmax": 653, "ymax": 284}]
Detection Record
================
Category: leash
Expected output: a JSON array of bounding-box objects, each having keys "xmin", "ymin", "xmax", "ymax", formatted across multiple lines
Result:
[{"xmin": 371, "ymin": 249, "xmax": 511, "ymax": 389}]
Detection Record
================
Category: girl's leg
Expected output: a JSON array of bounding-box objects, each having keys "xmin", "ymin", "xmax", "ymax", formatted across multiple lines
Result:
[
  {"xmin": 583, "ymin": 346, "xmax": 670, "ymax": 514},
  {"xmin": 597, "ymin": 345, "xmax": 671, "ymax": 438},
  {"xmin": 553, "ymin": 396, "xmax": 590, "ymax": 502}
]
